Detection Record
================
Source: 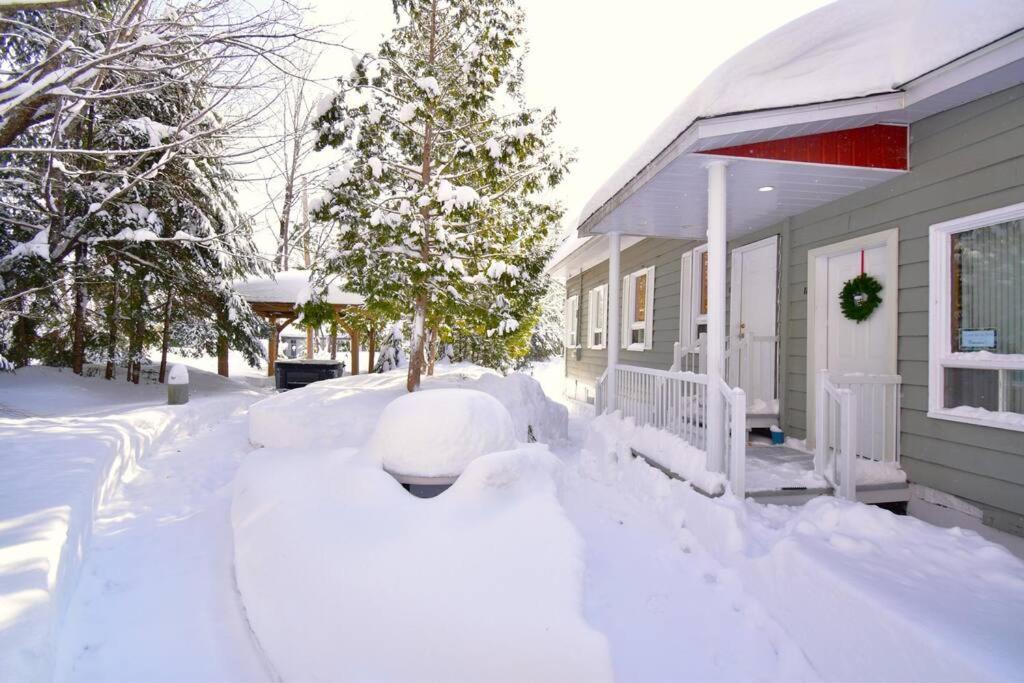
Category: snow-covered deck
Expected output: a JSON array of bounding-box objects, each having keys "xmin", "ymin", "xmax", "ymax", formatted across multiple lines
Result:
[{"xmin": 745, "ymin": 444, "xmax": 908, "ymax": 506}]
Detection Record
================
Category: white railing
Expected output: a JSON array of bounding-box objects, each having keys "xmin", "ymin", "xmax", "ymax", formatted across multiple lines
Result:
[
  {"xmin": 725, "ymin": 334, "xmax": 778, "ymax": 411},
  {"xmin": 830, "ymin": 373, "xmax": 902, "ymax": 465},
  {"xmin": 671, "ymin": 333, "xmax": 706, "ymax": 374},
  {"xmin": 719, "ymin": 379, "xmax": 747, "ymax": 497},
  {"xmin": 815, "ymin": 369, "xmax": 857, "ymax": 500},
  {"xmin": 603, "ymin": 365, "xmax": 709, "ymax": 451},
  {"xmin": 595, "ymin": 367, "xmax": 609, "ymax": 414}
]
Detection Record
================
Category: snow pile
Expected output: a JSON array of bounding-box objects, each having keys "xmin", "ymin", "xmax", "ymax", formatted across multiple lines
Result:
[
  {"xmin": 585, "ymin": 411, "xmax": 727, "ymax": 496},
  {"xmin": 0, "ymin": 366, "xmax": 258, "ymax": 682},
  {"xmin": 578, "ymin": 427, "xmax": 1024, "ymax": 682},
  {"xmin": 232, "ymin": 446, "xmax": 612, "ymax": 682},
  {"xmin": 248, "ymin": 365, "xmax": 567, "ymax": 450},
  {"xmin": 579, "ymin": 0, "xmax": 1024, "ymax": 225},
  {"xmin": 366, "ymin": 389, "xmax": 516, "ymax": 477}
]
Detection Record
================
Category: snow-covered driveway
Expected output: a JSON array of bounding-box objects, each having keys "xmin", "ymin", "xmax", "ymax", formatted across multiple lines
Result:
[{"xmin": 53, "ymin": 411, "xmax": 270, "ymax": 682}]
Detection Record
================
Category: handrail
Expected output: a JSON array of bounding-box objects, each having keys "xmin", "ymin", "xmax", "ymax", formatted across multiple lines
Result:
[
  {"xmin": 719, "ymin": 378, "xmax": 746, "ymax": 497},
  {"xmin": 830, "ymin": 372, "xmax": 902, "ymax": 465},
  {"xmin": 815, "ymin": 369, "xmax": 857, "ymax": 500}
]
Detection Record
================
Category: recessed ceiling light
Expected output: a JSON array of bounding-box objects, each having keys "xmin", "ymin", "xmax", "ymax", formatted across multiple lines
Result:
[{"xmin": 758, "ymin": 185, "xmax": 775, "ymax": 192}]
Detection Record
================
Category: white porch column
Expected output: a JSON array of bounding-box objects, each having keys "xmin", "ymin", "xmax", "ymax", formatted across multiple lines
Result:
[
  {"xmin": 605, "ymin": 231, "xmax": 622, "ymax": 411},
  {"xmin": 705, "ymin": 160, "xmax": 728, "ymax": 471}
]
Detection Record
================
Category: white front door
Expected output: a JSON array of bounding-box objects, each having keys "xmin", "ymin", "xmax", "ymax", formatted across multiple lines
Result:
[
  {"xmin": 730, "ymin": 236, "xmax": 778, "ymax": 410},
  {"xmin": 808, "ymin": 229, "xmax": 899, "ymax": 454}
]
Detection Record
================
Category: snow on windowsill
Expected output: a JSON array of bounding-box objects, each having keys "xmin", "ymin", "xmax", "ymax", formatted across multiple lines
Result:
[{"xmin": 929, "ymin": 406, "xmax": 1024, "ymax": 432}]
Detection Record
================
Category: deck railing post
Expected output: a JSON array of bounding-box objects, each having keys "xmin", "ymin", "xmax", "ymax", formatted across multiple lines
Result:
[
  {"xmin": 814, "ymin": 369, "xmax": 827, "ymax": 476},
  {"xmin": 839, "ymin": 388, "xmax": 857, "ymax": 500},
  {"xmin": 606, "ymin": 232, "xmax": 622, "ymax": 412}
]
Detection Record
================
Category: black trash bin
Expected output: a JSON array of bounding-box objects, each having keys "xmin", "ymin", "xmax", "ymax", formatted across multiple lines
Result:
[{"xmin": 274, "ymin": 359, "xmax": 344, "ymax": 391}]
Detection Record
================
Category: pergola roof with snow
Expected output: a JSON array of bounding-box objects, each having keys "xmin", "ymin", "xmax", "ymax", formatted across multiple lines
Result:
[
  {"xmin": 234, "ymin": 270, "xmax": 364, "ymax": 317},
  {"xmin": 549, "ymin": 0, "xmax": 1024, "ymax": 278}
]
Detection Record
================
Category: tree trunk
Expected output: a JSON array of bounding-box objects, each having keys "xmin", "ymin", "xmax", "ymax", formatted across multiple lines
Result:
[
  {"xmin": 329, "ymin": 320, "xmax": 338, "ymax": 360},
  {"xmin": 426, "ymin": 327, "xmax": 438, "ymax": 376},
  {"xmin": 71, "ymin": 243, "xmax": 88, "ymax": 375},
  {"xmin": 406, "ymin": 294, "xmax": 428, "ymax": 391},
  {"xmin": 216, "ymin": 308, "xmax": 229, "ymax": 378},
  {"xmin": 158, "ymin": 293, "xmax": 172, "ymax": 383},
  {"xmin": 128, "ymin": 285, "xmax": 144, "ymax": 385},
  {"xmin": 104, "ymin": 261, "xmax": 119, "ymax": 380}
]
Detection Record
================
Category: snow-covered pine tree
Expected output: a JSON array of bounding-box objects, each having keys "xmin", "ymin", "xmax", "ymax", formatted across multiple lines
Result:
[
  {"xmin": 373, "ymin": 323, "xmax": 405, "ymax": 373},
  {"xmin": 313, "ymin": 0, "xmax": 570, "ymax": 391}
]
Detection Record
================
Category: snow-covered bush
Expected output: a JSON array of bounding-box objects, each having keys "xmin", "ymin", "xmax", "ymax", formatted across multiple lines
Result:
[
  {"xmin": 365, "ymin": 389, "xmax": 516, "ymax": 477},
  {"xmin": 373, "ymin": 324, "xmax": 404, "ymax": 373}
]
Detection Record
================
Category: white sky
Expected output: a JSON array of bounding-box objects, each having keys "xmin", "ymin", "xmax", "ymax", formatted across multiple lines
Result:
[{"xmin": 253, "ymin": 0, "xmax": 832, "ymax": 249}]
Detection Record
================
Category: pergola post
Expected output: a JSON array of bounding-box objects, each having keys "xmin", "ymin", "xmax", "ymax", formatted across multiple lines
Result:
[
  {"xmin": 705, "ymin": 160, "xmax": 728, "ymax": 471},
  {"xmin": 606, "ymin": 231, "xmax": 621, "ymax": 412},
  {"xmin": 350, "ymin": 327, "xmax": 360, "ymax": 375},
  {"xmin": 267, "ymin": 318, "xmax": 278, "ymax": 377}
]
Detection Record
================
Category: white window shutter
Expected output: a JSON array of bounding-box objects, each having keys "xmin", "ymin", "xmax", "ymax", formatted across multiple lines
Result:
[
  {"xmin": 564, "ymin": 298, "xmax": 571, "ymax": 347},
  {"xmin": 621, "ymin": 275, "xmax": 629, "ymax": 349},
  {"xmin": 680, "ymin": 252, "xmax": 692, "ymax": 344},
  {"xmin": 587, "ymin": 290, "xmax": 596, "ymax": 348},
  {"xmin": 644, "ymin": 265, "xmax": 655, "ymax": 349}
]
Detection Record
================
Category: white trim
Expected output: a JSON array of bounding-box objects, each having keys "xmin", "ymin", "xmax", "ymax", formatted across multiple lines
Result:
[
  {"xmin": 729, "ymin": 235, "xmax": 779, "ymax": 342},
  {"xmin": 928, "ymin": 200, "xmax": 1024, "ymax": 432},
  {"xmin": 680, "ymin": 243, "xmax": 708, "ymax": 345},
  {"xmin": 587, "ymin": 283, "xmax": 608, "ymax": 350},
  {"xmin": 806, "ymin": 228, "xmax": 900, "ymax": 448},
  {"xmin": 564, "ymin": 294, "xmax": 579, "ymax": 349},
  {"xmin": 624, "ymin": 267, "xmax": 654, "ymax": 351}
]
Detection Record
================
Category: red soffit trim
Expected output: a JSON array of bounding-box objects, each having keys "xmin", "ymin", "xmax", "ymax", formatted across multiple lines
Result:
[{"xmin": 704, "ymin": 124, "xmax": 908, "ymax": 170}]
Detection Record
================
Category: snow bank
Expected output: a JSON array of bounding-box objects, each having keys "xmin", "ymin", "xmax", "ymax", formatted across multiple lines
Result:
[
  {"xmin": 232, "ymin": 445, "xmax": 612, "ymax": 682},
  {"xmin": 232, "ymin": 269, "xmax": 363, "ymax": 307},
  {"xmin": 248, "ymin": 365, "xmax": 567, "ymax": 450},
  {"xmin": 585, "ymin": 411, "xmax": 727, "ymax": 496},
  {"xmin": 0, "ymin": 367, "xmax": 259, "ymax": 683},
  {"xmin": 366, "ymin": 389, "xmax": 516, "ymax": 477},
  {"xmin": 579, "ymin": 423, "xmax": 1024, "ymax": 682},
  {"xmin": 579, "ymin": 0, "xmax": 1024, "ymax": 225}
]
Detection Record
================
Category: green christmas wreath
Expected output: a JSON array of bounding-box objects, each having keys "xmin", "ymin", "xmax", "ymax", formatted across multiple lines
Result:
[{"xmin": 839, "ymin": 272, "xmax": 883, "ymax": 323}]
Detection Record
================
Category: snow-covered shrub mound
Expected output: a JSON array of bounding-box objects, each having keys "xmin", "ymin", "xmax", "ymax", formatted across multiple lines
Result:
[
  {"xmin": 248, "ymin": 365, "xmax": 567, "ymax": 450},
  {"xmin": 468, "ymin": 372, "xmax": 568, "ymax": 444},
  {"xmin": 232, "ymin": 445, "xmax": 612, "ymax": 681},
  {"xmin": 585, "ymin": 411, "xmax": 727, "ymax": 496},
  {"xmin": 366, "ymin": 389, "xmax": 516, "ymax": 478}
]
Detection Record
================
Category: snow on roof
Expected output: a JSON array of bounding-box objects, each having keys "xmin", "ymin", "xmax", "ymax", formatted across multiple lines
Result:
[
  {"xmin": 233, "ymin": 270, "xmax": 364, "ymax": 307},
  {"xmin": 578, "ymin": 0, "xmax": 1024, "ymax": 229}
]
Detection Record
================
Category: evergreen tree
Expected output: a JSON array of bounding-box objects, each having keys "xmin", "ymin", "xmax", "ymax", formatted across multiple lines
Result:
[
  {"xmin": 313, "ymin": 0, "xmax": 570, "ymax": 391},
  {"xmin": 373, "ymin": 323, "xmax": 405, "ymax": 373}
]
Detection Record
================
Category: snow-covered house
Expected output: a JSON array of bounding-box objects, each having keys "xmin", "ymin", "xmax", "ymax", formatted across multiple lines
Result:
[{"xmin": 548, "ymin": 0, "xmax": 1024, "ymax": 535}]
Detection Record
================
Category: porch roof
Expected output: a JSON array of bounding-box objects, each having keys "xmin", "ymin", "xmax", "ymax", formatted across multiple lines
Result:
[{"xmin": 568, "ymin": 2, "xmax": 1024, "ymax": 255}]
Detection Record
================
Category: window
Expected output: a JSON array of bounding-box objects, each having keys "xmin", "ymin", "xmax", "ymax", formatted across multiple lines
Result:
[
  {"xmin": 929, "ymin": 202, "xmax": 1024, "ymax": 431},
  {"xmin": 621, "ymin": 266, "xmax": 655, "ymax": 350},
  {"xmin": 679, "ymin": 245, "xmax": 708, "ymax": 345},
  {"xmin": 588, "ymin": 284, "xmax": 608, "ymax": 349},
  {"xmin": 564, "ymin": 295, "xmax": 579, "ymax": 349}
]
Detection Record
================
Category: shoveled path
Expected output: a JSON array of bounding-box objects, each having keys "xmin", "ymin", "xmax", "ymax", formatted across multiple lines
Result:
[{"xmin": 53, "ymin": 410, "xmax": 270, "ymax": 683}]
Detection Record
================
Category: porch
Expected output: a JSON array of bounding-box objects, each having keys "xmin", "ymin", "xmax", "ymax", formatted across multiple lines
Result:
[{"xmin": 596, "ymin": 363, "xmax": 908, "ymax": 503}]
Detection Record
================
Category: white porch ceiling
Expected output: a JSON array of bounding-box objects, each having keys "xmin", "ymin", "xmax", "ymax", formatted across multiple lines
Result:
[{"xmin": 585, "ymin": 153, "xmax": 904, "ymax": 240}]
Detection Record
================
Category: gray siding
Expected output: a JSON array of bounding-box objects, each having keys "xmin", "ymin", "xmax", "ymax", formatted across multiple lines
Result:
[{"xmin": 563, "ymin": 84, "xmax": 1024, "ymax": 529}]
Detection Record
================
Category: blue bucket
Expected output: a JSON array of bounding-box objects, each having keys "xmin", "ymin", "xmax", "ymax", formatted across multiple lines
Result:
[{"xmin": 771, "ymin": 429, "xmax": 785, "ymax": 445}]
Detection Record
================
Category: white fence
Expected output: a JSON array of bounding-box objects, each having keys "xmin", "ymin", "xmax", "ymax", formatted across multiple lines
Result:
[
  {"xmin": 719, "ymin": 378, "xmax": 747, "ymax": 497},
  {"xmin": 725, "ymin": 335, "xmax": 778, "ymax": 412},
  {"xmin": 596, "ymin": 364, "xmax": 747, "ymax": 497},
  {"xmin": 814, "ymin": 370, "xmax": 857, "ymax": 500},
  {"xmin": 671, "ymin": 334, "xmax": 706, "ymax": 374},
  {"xmin": 830, "ymin": 373, "xmax": 902, "ymax": 465}
]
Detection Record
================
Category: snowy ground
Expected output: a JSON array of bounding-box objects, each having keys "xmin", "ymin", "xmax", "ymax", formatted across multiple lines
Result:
[{"xmin": 2, "ymin": 358, "xmax": 1023, "ymax": 681}]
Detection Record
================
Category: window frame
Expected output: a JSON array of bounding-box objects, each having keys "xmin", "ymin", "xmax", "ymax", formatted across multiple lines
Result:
[
  {"xmin": 622, "ymin": 266, "xmax": 655, "ymax": 351},
  {"xmin": 564, "ymin": 294, "xmax": 580, "ymax": 350},
  {"xmin": 679, "ymin": 244, "xmax": 708, "ymax": 346},
  {"xmin": 587, "ymin": 284, "xmax": 608, "ymax": 350},
  {"xmin": 928, "ymin": 201, "xmax": 1024, "ymax": 432}
]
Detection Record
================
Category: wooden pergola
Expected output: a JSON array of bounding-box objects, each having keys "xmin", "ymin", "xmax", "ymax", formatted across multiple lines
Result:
[{"xmin": 232, "ymin": 271, "xmax": 373, "ymax": 377}]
